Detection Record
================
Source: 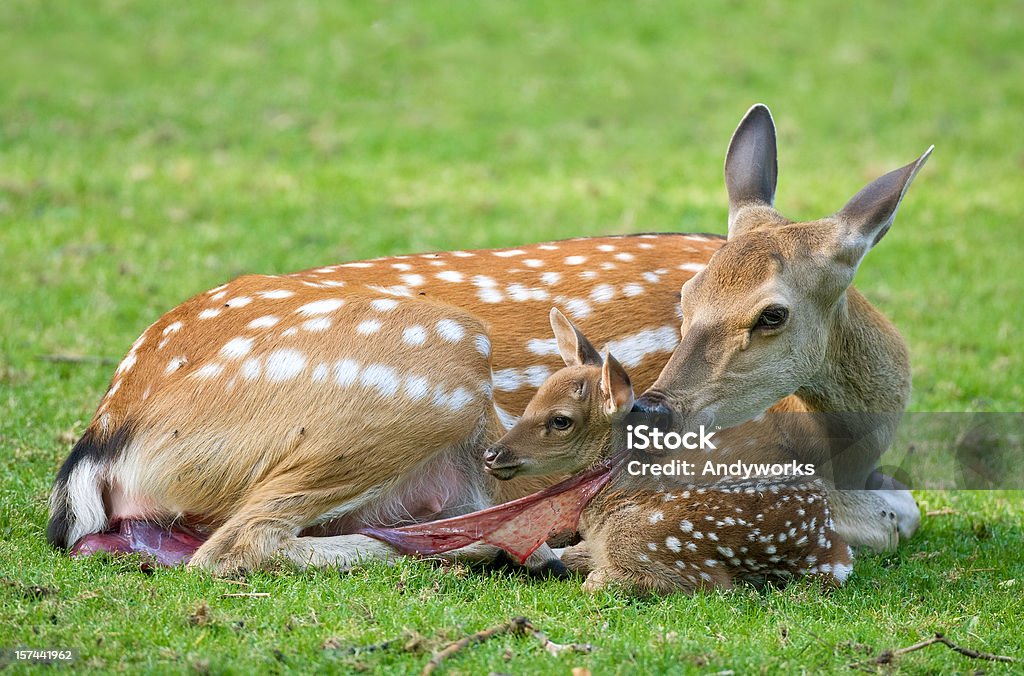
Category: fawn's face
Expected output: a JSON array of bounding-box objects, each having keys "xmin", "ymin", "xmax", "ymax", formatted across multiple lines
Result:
[{"xmin": 485, "ymin": 309, "xmax": 634, "ymax": 480}]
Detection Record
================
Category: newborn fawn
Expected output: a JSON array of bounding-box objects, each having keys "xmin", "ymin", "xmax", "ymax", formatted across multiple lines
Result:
[{"xmin": 485, "ymin": 308, "xmax": 854, "ymax": 595}]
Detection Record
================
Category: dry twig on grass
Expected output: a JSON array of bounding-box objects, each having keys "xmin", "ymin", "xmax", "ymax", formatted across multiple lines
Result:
[
  {"xmin": 850, "ymin": 632, "xmax": 1015, "ymax": 670},
  {"xmin": 421, "ymin": 616, "xmax": 593, "ymax": 675},
  {"xmin": 925, "ymin": 508, "xmax": 957, "ymax": 516},
  {"xmin": 218, "ymin": 592, "xmax": 270, "ymax": 599}
]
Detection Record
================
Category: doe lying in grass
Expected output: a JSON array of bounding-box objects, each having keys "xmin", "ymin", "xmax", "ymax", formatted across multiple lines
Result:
[{"xmin": 485, "ymin": 309, "xmax": 854, "ymax": 595}]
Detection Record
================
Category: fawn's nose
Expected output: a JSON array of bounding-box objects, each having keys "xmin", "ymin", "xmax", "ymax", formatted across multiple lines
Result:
[{"xmin": 483, "ymin": 444, "xmax": 523, "ymax": 478}]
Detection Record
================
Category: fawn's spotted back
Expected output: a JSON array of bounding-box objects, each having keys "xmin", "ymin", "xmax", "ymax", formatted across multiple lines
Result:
[{"xmin": 583, "ymin": 477, "xmax": 853, "ymax": 594}]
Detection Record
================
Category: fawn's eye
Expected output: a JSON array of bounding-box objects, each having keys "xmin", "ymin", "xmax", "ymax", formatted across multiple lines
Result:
[
  {"xmin": 549, "ymin": 415, "xmax": 573, "ymax": 431},
  {"xmin": 755, "ymin": 305, "xmax": 789, "ymax": 331}
]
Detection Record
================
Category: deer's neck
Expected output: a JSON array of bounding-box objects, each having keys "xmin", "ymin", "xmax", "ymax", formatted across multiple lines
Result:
[
  {"xmin": 800, "ymin": 288, "xmax": 910, "ymax": 414},
  {"xmin": 791, "ymin": 288, "xmax": 911, "ymax": 480}
]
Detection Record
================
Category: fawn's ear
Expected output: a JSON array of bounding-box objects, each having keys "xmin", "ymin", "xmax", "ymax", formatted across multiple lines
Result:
[
  {"xmin": 833, "ymin": 146, "xmax": 933, "ymax": 268},
  {"xmin": 725, "ymin": 103, "xmax": 778, "ymax": 238},
  {"xmin": 550, "ymin": 308, "xmax": 602, "ymax": 367},
  {"xmin": 600, "ymin": 351, "xmax": 634, "ymax": 414}
]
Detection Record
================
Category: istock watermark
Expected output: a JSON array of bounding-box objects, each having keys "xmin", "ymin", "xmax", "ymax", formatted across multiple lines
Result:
[{"xmin": 614, "ymin": 412, "xmax": 1024, "ymax": 489}]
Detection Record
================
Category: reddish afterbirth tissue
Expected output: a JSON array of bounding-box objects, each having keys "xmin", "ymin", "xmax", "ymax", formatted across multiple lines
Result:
[{"xmin": 359, "ymin": 456, "xmax": 623, "ymax": 564}]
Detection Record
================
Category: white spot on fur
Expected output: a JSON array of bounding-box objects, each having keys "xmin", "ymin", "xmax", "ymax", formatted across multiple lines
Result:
[
  {"xmin": 493, "ymin": 249, "xmax": 526, "ymax": 258},
  {"xmin": 340, "ymin": 261, "xmax": 373, "ymax": 268},
  {"xmin": 241, "ymin": 358, "xmax": 261, "ymax": 380},
  {"xmin": 602, "ymin": 326, "xmax": 679, "ymax": 368},
  {"xmin": 597, "ymin": 244, "xmax": 616, "ymax": 252},
  {"xmin": 523, "ymin": 259, "xmax": 543, "ymax": 268},
  {"xmin": 366, "ymin": 284, "xmax": 413, "ymax": 297},
  {"xmin": 622, "ymin": 283, "xmax": 644, "ymax": 297},
  {"xmin": 680, "ymin": 520, "xmax": 693, "ymax": 533},
  {"xmin": 523, "ymin": 365, "xmax": 551, "ymax": 387},
  {"xmin": 526, "ymin": 337, "xmax": 559, "ymax": 356},
  {"xmin": 296, "ymin": 298, "xmax": 344, "ymax": 316},
  {"xmin": 494, "ymin": 404, "xmax": 519, "ymax": 430},
  {"xmin": 615, "ymin": 252, "xmax": 635, "ymax": 262},
  {"xmin": 442, "ymin": 387, "xmax": 474, "ymax": 411},
  {"xmin": 303, "ymin": 317, "xmax": 332, "ymax": 332},
  {"xmin": 477, "ymin": 287, "xmax": 504, "ymax": 303},
  {"xmin": 403, "ymin": 326, "xmax": 427, "ymax": 346},
  {"xmin": 163, "ymin": 322, "xmax": 182, "ymax": 335},
  {"xmin": 165, "ymin": 357, "xmax": 187, "ymax": 374},
  {"xmin": 392, "ymin": 263, "xmax": 413, "ymax": 271},
  {"xmin": 210, "ymin": 290, "xmax": 227, "ymax": 301},
  {"xmin": 259, "ymin": 289, "xmax": 294, "ymax": 299},
  {"xmin": 451, "ymin": 250, "xmax": 474, "ymax": 257},
  {"xmin": 492, "ymin": 368, "xmax": 524, "ymax": 391},
  {"xmin": 116, "ymin": 353, "xmax": 136, "ymax": 375},
  {"xmin": 198, "ymin": 308, "xmax": 221, "ymax": 319},
  {"xmin": 221, "ymin": 337, "xmax": 254, "ymax": 359},
  {"xmin": 312, "ymin": 363, "xmax": 329, "ymax": 382},
  {"xmin": 400, "ymin": 273, "xmax": 425, "ymax": 287},
  {"xmin": 371, "ymin": 298, "xmax": 399, "ymax": 312},
  {"xmin": 360, "ymin": 364, "xmax": 399, "ymax": 397},
  {"xmin": 333, "ymin": 359, "xmax": 359, "ymax": 386},
  {"xmin": 560, "ymin": 298, "xmax": 592, "ymax": 319},
  {"xmin": 281, "ymin": 327, "xmax": 298, "ymax": 337},
  {"xmin": 403, "ymin": 375, "xmax": 430, "ymax": 400},
  {"xmin": 665, "ymin": 536, "xmax": 682, "ymax": 552},
  {"xmin": 649, "ymin": 511, "xmax": 664, "ymax": 524},
  {"xmin": 474, "ymin": 334, "xmax": 491, "ymax": 358},
  {"xmin": 357, "ymin": 319, "xmax": 382, "ymax": 335},
  {"xmin": 642, "ymin": 272, "xmax": 662, "ymax": 284},
  {"xmin": 435, "ymin": 319, "xmax": 465, "ymax": 342},
  {"xmin": 249, "ymin": 316, "xmax": 280, "ymax": 329},
  {"xmin": 540, "ymin": 271, "xmax": 562, "ymax": 285},
  {"xmin": 538, "ymin": 244, "xmax": 559, "ymax": 250},
  {"xmin": 679, "ymin": 262, "xmax": 706, "ymax": 273},
  {"xmin": 590, "ymin": 284, "xmax": 616, "ymax": 303},
  {"xmin": 225, "ymin": 296, "xmax": 252, "ymax": 308},
  {"xmin": 264, "ymin": 349, "xmax": 306, "ymax": 381},
  {"xmin": 473, "ymin": 275, "xmax": 498, "ymax": 288},
  {"xmin": 194, "ymin": 363, "xmax": 224, "ymax": 378},
  {"xmin": 507, "ymin": 283, "xmax": 549, "ymax": 302},
  {"xmin": 436, "ymin": 270, "xmax": 464, "ymax": 283},
  {"xmin": 565, "ymin": 255, "xmax": 586, "ymax": 265}
]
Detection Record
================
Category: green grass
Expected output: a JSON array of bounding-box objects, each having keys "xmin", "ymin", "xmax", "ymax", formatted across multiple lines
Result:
[{"xmin": 1, "ymin": 1, "xmax": 1022, "ymax": 673}]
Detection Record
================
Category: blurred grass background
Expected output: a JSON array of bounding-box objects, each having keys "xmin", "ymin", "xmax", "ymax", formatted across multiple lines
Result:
[{"xmin": 1, "ymin": 1, "xmax": 1022, "ymax": 673}]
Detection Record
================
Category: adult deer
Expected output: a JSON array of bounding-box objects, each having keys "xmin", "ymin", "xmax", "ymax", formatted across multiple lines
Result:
[
  {"xmin": 47, "ymin": 104, "xmax": 927, "ymax": 572},
  {"xmin": 635, "ymin": 106, "xmax": 930, "ymax": 550}
]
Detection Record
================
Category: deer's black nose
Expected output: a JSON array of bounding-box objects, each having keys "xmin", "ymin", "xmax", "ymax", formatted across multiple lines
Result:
[
  {"xmin": 483, "ymin": 447, "xmax": 501, "ymax": 464},
  {"xmin": 633, "ymin": 393, "xmax": 672, "ymax": 417}
]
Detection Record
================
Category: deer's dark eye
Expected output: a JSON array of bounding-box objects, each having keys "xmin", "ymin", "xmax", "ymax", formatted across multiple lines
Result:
[
  {"xmin": 549, "ymin": 415, "xmax": 573, "ymax": 431},
  {"xmin": 755, "ymin": 305, "xmax": 789, "ymax": 330}
]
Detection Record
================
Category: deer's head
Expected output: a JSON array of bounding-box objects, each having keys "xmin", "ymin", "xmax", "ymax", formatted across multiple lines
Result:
[
  {"xmin": 635, "ymin": 104, "xmax": 932, "ymax": 431},
  {"xmin": 484, "ymin": 308, "xmax": 634, "ymax": 479}
]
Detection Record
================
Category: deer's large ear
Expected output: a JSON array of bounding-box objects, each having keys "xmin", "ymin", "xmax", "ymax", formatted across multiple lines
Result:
[
  {"xmin": 600, "ymin": 351, "xmax": 634, "ymax": 414},
  {"xmin": 834, "ymin": 146, "xmax": 933, "ymax": 267},
  {"xmin": 725, "ymin": 103, "xmax": 778, "ymax": 238},
  {"xmin": 550, "ymin": 308, "xmax": 602, "ymax": 367}
]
